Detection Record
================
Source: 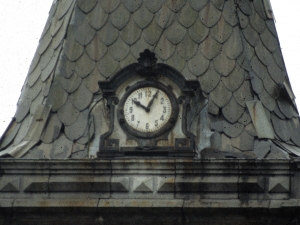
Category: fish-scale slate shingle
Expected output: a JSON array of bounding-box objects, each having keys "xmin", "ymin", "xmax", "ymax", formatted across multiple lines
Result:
[{"xmin": 0, "ymin": 0, "xmax": 299, "ymax": 160}]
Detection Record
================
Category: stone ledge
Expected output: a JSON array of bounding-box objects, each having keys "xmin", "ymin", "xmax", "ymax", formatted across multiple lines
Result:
[{"xmin": 1, "ymin": 199, "xmax": 300, "ymax": 209}]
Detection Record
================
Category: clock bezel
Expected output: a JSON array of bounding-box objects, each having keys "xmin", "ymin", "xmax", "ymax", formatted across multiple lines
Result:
[{"xmin": 117, "ymin": 80, "xmax": 179, "ymax": 139}]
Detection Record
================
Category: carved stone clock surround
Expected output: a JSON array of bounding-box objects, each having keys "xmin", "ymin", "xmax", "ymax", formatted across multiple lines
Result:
[{"xmin": 98, "ymin": 50, "xmax": 202, "ymax": 158}]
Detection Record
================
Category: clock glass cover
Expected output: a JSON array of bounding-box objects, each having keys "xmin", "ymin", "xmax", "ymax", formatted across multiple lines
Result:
[{"xmin": 124, "ymin": 87, "xmax": 172, "ymax": 132}]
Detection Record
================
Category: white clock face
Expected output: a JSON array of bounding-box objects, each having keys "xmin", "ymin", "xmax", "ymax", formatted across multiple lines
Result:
[{"xmin": 124, "ymin": 87, "xmax": 172, "ymax": 132}]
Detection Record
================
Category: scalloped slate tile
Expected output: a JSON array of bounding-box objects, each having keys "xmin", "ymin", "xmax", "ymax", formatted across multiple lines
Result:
[
  {"xmin": 133, "ymin": 3, "xmax": 154, "ymax": 29},
  {"xmin": 253, "ymin": 0, "xmax": 266, "ymax": 19},
  {"xmin": 143, "ymin": 19, "xmax": 163, "ymax": 45},
  {"xmin": 37, "ymin": 29, "xmax": 52, "ymax": 55},
  {"xmin": 98, "ymin": 21, "xmax": 119, "ymax": 46},
  {"xmin": 51, "ymin": 134, "xmax": 73, "ymax": 159},
  {"xmin": 109, "ymin": 37, "xmax": 130, "ymax": 61},
  {"xmin": 224, "ymin": 26, "xmax": 243, "ymax": 59},
  {"xmin": 167, "ymin": 0, "xmax": 186, "ymax": 12},
  {"xmin": 277, "ymin": 98, "xmax": 295, "ymax": 119},
  {"xmin": 41, "ymin": 49, "xmax": 60, "ymax": 82},
  {"xmin": 222, "ymin": 97, "xmax": 245, "ymax": 124},
  {"xmin": 121, "ymin": 17, "xmax": 142, "ymax": 45},
  {"xmin": 100, "ymin": 0, "xmax": 121, "ymax": 13},
  {"xmin": 238, "ymin": 111, "xmax": 252, "ymax": 125},
  {"xmin": 199, "ymin": 2, "xmax": 222, "ymax": 28},
  {"xmin": 145, "ymin": 0, "xmax": 165, "ymax": 13},
  {"xmin": 263, "ymin": 75, "xmax": 280, "ymax": 98},
  {"xmin": 237, "ymin": 9, "xmax": 249, "ymax": 29},
  {"xmin": 60, "ymin": 72, "xmax": 82, "ymax": 93},
  {"xmin": 211, "ymin": 16, "xmax": 232, "ymax": 44},
  {"xmin": 188, "ymin": 17, "xmax": 209, "ymax": 43},
  {"xmin": 251, "ymin": 56, "xmax": 268, "ymax": 80},
  {"xmin": 65, "ymin": 109, "xmax": 89, "ymax": 141},
  {"xmin": 70, "ymin": 82, "xmax": 93, "ymax": 111},
  {"xmin": 77, "ymin": 0, "xmax": 98, "ymax": 14},
  {"xmin": 212, "ymin": 0, "xmax": 225, "ymax": 10},
  {"xmin": 57, "ymin": 99, "xmax": 80, "ymax": 126},
  {"xmin": 87, "ymin": 2, "xmax": 108, "ymax": 30},
  {"xmin": 75, "ymin": 52, "xmax": 96, "ymax": 78},
  {"xmin": 208, "ymin": 98, "xmax": 219, "ymax": 115},
  {"xmin": 249, "ymin": 12, "xmax": 266, "ymax": 34},
  {"xmin": 222, "ymin": 64, "xmax": 245, "ymax": 92},
  {"xmin": 290, "ymin": 118, "xmax": 300, "ymax": 147},
  {"xmin": 198, "ymin": 64, "xmax": 220, "ymax": 93},
  {"xmin": 260, "ymin": 27, "xmax": 278, "ymax": 53},
  {"xmin": 41, "ymin": 113, "xmax": 62, "ymax": 144},
  {"xmin": 231, "ymin": 129, "xmax": 254, "ymax": 151},
  {"xmin": 97, "ymin": 53, "xmax": 119, "ymax": 77},
  {"xmin": 267, "ymin": 58, "xmax": 285, "ymax": 85},
  {"xmin": 223, "ymin": 120, "xmax": 244, "ymax": 138},
  {"xmin": 130, "ymin": 38, "xmax": 152, "ymax": 58},
  {"xmin": 249, "ymin": 71, "xmax": 263, "ymax": 94},
  {"xmin": 120, "ymin": 53, "xmax": 137, "ymax": 68},
  {"xmin": 259, "ymin": 89, "xmax": 276, "ymax": 111},
  {"xmin": 213, "ymin": 51, "xmax": 235, "ymax": 76},
  {"xmin": 122, "ymin": 0, "xmax": 142, "ymax": 12},
  {"xmin": 166, "ymin": 51, "xmax": 186, "ymax": 72},
  {"xmin": 177, "ymin": 2, "xmax": 198, "ymax": 28},
  {"xmin": 84, "ymin": 67, "xmax": 103, "ymax": 93},
  {"xmin": 57, "ymin": 0, "xmax": 74, "ymax": 20},
  {"xmin": 50, "ymin": 15, "xmax": 64, "ymax": 37},
  {"xmin": 200, "ymin": 33, "xmax": 222, "ymax": 60},
  {"xmin": 47, "ymin": 78, "xmax": 68, "ymax": 112},
  {"xmin": 238, "ymin": 0, "xmax": 253, "ymax": 16},
  {"xmin": 177, "ymin": 34, "xmax": 198, "ymax": 60},
  {"xmin": 242, "ymin": 24, "xmax": 260, "ymax": 47},
  {"xmin": 233, "ymin": 80, "xmax": 253, "ymax": 107},
  {"xmin": 156, "ymin": 4, "xmax": 175, "ymax": 28},
  {"xmin": 111, "ymin": 4, "xmax": 131, "ymax": 30},
  {"xmin": 155, "ymin": 34, "xmax": 176, "ymax": 60},
  {"xmin": 266, "ymin": 20, "xmax": 277, "ymax": 37},
  {"xmin": 56, "ymin": 54, "xmax": 75, "ymax": 79},
  {"xmin": 0, "ymin": 121, "xmax": 21, "ymax": 149},
  {"xmin": 222, "ymin": 0, "xmax": 238, "ymax": 26},
  {"xmin": 13, "ymin": 115, "xmax": 33, "ymax": 145},
  {"xmin": 255, "ymin": 41, "xmax": 274, "ymax": 66},
  {"xmin": 166, "ymin": 20, "xmax": 186, "ymax": 45},
  {"xmin": 63, "ymin": 36, "xmax": 84, "ymax": 62},
  {"xmin": 188, "ymin": 0, "xmax": 208, "ymax": 11},
  {"xmin": 210, "ymin": 81, "xmax": 232, "ymax": 108},
  {"xmin": 86, "ymin": 33, "xmax": 108, "ymax": 61},
  {"xmin": 188, "ymin": 47, "xmax": 210, "ymax": 76}
]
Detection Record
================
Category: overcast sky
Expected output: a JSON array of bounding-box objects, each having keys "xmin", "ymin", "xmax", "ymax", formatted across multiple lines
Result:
[{"xmin": 0, "ymin": 0, "xmax": 299, "ymax": 136}]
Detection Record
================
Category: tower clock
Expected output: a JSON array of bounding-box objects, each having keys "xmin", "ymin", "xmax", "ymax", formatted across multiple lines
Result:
[{"xmin": 98, "ymin": 50, "xmax": 203, "ymax": 157}]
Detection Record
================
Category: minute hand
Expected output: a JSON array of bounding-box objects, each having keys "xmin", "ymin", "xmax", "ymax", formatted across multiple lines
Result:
[{"xmin": 146, "ymin": 90, "xmax": 159, "ymax": 111}]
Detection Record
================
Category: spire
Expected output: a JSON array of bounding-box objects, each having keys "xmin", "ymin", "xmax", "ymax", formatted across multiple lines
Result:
[{"xmin": 1, "ymin": 0, "xmax": 300, "ymax": 159}]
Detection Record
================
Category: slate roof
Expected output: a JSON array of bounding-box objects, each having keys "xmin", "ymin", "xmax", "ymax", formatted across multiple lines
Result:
[{"xmin": 0, "ymin": 0, "xmax": 300, "ymax": 159}]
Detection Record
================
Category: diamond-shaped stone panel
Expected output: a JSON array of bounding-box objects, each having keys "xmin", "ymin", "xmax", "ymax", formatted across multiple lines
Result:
[
  {"xmin": 111, "ymin": 177, "xmax": 130, "ymax": 192},
  {"xmin": 133, "ymin": 177, "xmax": 154, "ymax": 193},
  {"xmin": 0, "ymin": 178, "xmax": 20, "ymax": 192},
  {"xmin": 268, "ymin": 177, "xmax": 289, "ymax": 193},
  {"xmin": 157, "ymin": 177, "xmax": 175, "ymax": 192}
]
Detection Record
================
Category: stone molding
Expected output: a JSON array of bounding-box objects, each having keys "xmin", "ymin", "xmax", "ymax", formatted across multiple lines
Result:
[{"xmin": 0, "ymin": 159, "xmax": 299, "ymax": 203}]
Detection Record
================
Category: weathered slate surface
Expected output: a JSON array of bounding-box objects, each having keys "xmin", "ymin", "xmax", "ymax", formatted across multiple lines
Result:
[{"xmin": 0, "ymin": 0, "xmax": 299, "ymax": 160}]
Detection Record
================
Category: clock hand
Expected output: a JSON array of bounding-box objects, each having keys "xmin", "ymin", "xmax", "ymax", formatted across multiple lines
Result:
[
  {"xmin": 146, "ymin": 90, "xmax": 159, "ymax": 111},
  {"xmin": 133, "ymin": 100, "xmax": 149, "ymax": 112}
]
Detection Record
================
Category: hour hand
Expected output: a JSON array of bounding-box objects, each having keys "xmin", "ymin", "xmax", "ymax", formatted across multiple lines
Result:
[
  {"xmin": 146, "ymin": 90, "xmax": 159, "ymax": 110},
  {"xmin": 133, "ymin": 100, "xmax": 149, "ymax": 112}
]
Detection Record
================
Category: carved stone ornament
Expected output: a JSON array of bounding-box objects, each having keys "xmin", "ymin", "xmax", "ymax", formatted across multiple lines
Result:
[{"xmin": 98, "ymin": 49, "xmax": 204, "ymax": 158}]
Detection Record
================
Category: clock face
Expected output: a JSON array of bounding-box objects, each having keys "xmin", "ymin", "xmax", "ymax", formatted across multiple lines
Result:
[{"xmin": 123, "ymin": 87, "xmax": 172, "ymax": 132}]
